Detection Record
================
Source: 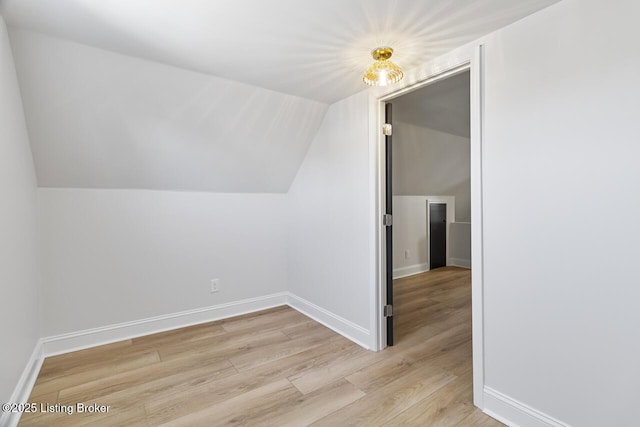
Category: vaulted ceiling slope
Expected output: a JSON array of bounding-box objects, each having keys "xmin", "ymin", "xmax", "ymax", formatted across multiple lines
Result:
[
  {"xmin": 394, "ymin": 72, "xmax": 470, "ymax": 138},
  {"xmin": 8, "ymin": 28, "xmax": 327, "ymax": 193},
  {"xmin": 1, "ymin": 0, "xmax": 560, "ymax": 193},
  {"xmin": 2, "ymin": 0, "xmax": 560, "ymax": 103}
]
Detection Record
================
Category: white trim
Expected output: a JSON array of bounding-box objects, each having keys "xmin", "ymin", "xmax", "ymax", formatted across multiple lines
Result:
[
  {"xmin": 0, "ymin": 341, "xmax": 44, "ymax": 427},
  {"xmin": 449, "ymin": 258, "xmax": 471, "ymax": 268},
  {"xmin": 470, "ymin": 43, "xmax": 486, "ymax": 409},
  {"xmin": 393, "ymin": 263, "xmax": 429, "ymax": 279},
  {"xmin": 41, "ymin": 292, "xmax": 288, "ymax": 356},
  {"xmin": 369, "ymin": 90, "xmax": 386, "ymax": 351},
  {"xmin": 286, "ymin": 293, "xmax": 371, "ymax": 350},
  {"xmin": 38, "ymin": 291, "xmax": 372, "ymax": 358},
  {"xmin": 368, "ymin": 91, "xmax": 383, "ymax": 351},
  {"xmin": 483, "ymin": 387, "xmax": 570, "ymax": 427}
]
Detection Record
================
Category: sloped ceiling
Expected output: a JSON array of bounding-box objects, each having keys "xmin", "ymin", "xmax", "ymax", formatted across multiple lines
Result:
[
  {"xmin": 2, "ymin": 0, "xmax": 560, "ymax": 103},
  {"xmin": 394, "ymin": 71, "xmax": 470, "ymax": 138},
  {"xmin": 1, "ymin": 0, "xmax": 560, "ymax": 193},
  {"xmin": 8, "ymin": 28, "xmax": 327, "ymax": 192}
]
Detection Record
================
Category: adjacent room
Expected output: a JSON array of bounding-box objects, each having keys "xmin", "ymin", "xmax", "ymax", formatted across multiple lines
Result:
[
  {"xmin": 389, "ymin": 70, "xmax": 472, "ymax": 342},
  {"xmin": 2, "ymin": 1, "xmax": 639, "ymax": 426}
]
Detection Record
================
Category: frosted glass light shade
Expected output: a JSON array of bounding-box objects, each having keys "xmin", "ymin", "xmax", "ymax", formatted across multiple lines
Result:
[{"xmin": 363, "ymin": 47, "xmax": 404, "ymax": 86}]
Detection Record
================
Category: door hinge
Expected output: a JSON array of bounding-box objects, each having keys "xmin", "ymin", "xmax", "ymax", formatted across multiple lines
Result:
[
  {"xmin": 382, "ymin": 123, "xmax": 392, "ymax": 136},
  {"xmin": 383, "ymin": 214, "xmax": 393, "ymax": 226},
  {"xmin": 383, "ymin": 305, "xmax": 393, "ymax": 317}
]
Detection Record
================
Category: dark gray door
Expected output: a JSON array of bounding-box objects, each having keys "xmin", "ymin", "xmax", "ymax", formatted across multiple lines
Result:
[
  {"xmin": 384, "ymin": 103, "xmax": 394, "ymax": 346},
  {"xmin": 429, "ymin": 203, "xmax": 447, "ymax": 269}
]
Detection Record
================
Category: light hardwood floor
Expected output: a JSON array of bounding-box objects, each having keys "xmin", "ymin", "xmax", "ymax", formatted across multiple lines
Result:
[{"xmin": 19, "ymin": 267, "xmax": 503, "ymax": 426}]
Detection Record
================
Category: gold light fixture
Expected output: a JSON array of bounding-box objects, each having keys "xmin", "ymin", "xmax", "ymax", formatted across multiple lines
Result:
[{"xmin": 362, "ymin": 47, "xmax": 404, "ymax": 86}]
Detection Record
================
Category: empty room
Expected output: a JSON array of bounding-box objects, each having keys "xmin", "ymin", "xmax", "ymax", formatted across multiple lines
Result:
[{"xmin": 1, "ymin": 1, "xmax": 639, "ymax": 426}]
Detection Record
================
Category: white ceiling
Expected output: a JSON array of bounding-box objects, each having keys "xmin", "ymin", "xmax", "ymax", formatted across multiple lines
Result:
[
  {"xmin": 1, "ymin": 0, "xmax": 560, "ymax": 103},
  {"xmin": 2, "ymin": 0, "xmax": 560, "ymax": 193},
  {"xmin": 394, "ymin": 71, "xmax": 470, "ymax": 138}
]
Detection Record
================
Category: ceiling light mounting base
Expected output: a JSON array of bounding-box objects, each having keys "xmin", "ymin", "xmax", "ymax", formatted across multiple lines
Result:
[{"xmin": 372, "ymin": 47, "xmax": 393, "ymax": 61}]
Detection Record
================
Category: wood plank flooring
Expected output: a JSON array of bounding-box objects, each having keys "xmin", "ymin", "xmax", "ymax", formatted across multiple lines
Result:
[{"xmin": 19, "ymin": 266, "xmax": 503, "ymax": 426}]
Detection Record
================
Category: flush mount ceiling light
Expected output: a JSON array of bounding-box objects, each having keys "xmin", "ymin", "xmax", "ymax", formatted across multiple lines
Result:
[{"xmin": 362, "ymin": 47, "xmax": 404, "ymax": 86}]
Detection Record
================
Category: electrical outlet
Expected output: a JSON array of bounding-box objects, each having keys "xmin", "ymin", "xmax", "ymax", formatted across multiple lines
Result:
[
  {"xmin": 405, "ymin": 250, "xmax": 411, "ymax": 259},
  {"xmin": 210, "ymin": 279, "xmax": 220, "ymax": 293}
]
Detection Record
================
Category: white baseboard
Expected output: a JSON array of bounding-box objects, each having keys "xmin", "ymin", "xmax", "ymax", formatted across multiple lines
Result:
[
  {"xmin": 483, "ymin": 386, "xmax": 569, "ymax": 427},
  {"xmin": 3, "ymin": 290, "xmax": 373, "ymax": 427},
  {"xmin": 393, "ymin": 263, "xmax": 429, "ymax": 279},
  {"xmin": 286, "ymin": 293, "xmax": 371, "ymax": 350},
  {"xmin": 41, "ymin": 292, "xmax": 288, "ymax": 357},
  {"xmin": 9, "ymin": 290, "xmax": 372, "ymax": 426},
  {"xmin": 0, "ymin": 340, "xmax": 44, "ymax": 427},
  {"xmin": 450, "ymin": 258, "xmax": 471, "ymax": 268},
  {"xmin": 39, "ymin": 290, "xmax": 373, "ymax": 358}
]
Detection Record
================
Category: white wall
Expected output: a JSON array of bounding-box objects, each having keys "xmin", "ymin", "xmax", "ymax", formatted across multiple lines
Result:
[
  {"xmin": 0, "ymin": 15, "xmax": 39, "ymax": 403},
  {"xmin": 392, "ymin": 195, "xmax": 456, "ymax": 278},
  {"xmin": 39, "ymin": 189, "xmax": 288, "ymax": 336},
  {"xmin": 392, "ymin": 122, "xmax": 471, "ymax": 221},
  {"xmin": 291, "ymin": 0, "xmax": 640, "ymax": 425},
  {"xmin": 287, "ymin": 91, "xmax": 372, "ymax": 344},
  {"xmin": 480, "ymin": 1, "xmax": 640, "ymax": 425},
  {"xmin": 449, "ymin": 222, "xmax": 470, "ymax": 268}
]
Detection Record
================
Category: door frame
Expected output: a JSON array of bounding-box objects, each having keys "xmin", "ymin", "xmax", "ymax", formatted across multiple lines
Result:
[{"xmin": 370, "ymin": 45, "xmax": 486, "ymax": 409}]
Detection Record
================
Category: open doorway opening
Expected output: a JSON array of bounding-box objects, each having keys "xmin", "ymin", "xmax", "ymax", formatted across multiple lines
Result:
[
  {"xmin": 390, "ymin": 69, "xmax": 471, "ymax": 344},
  {"xmin": 393, "ymin": 71, "xmax": 470, "ymax": 274},
  {"xmin": 373, "ymin": 46, "xmax": 485, "ymax": 411},
  {"xmin": 379, "ymin": 68, "xmax": 477, "ymax": 411}
]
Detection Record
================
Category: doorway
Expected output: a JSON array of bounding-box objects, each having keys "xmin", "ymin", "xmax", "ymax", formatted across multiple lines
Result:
[
  {"xmin": 429, "ymin": 202, "xmax": 447, "ymax": 269},
  {"xmin": 384, "ymin": 69, "xmax": 472, "ymax": 345},
  {"xmin": 374, "ymin": 56, "xmax": 485, "ymax": 407}
]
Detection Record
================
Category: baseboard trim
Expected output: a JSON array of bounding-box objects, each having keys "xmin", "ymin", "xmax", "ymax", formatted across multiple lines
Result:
[
  {"xmin": 483, "ymin": 386, "xmax": 569, "ymax": 427},
  {"xmin": 39, "ymin": 290, "xmax": 373, "ymax": 357},
  {"xmin": 450, "ymin": 258, "xmax": 471, "ymax": 268},
  {"xmin": 41, "ymin": 292, "xmax": 288, "ymax": 357},
  {"xmin": 7, "ymin": 291, "xmax": 372, "ymax": 426},
  {"xmin": 0, "ymin": 340, "xmax": 44, "ymax": 427},
  {"xmin": 286, "ymin": 293, "xmax": 371, "ymax": 350},
  {"xmin": 393, "ymin": 263, "xmax": 429, "ymax": 279}
]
